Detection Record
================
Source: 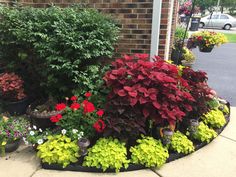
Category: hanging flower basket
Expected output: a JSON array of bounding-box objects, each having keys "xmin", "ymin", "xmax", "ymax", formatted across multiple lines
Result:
[
  {"xmin": 199, "ymin": 44, "xmax": 215, "ymax": 53},
  {"xmin": 188, "ymin": 31, "xmax": 227, "ymax": 52}
]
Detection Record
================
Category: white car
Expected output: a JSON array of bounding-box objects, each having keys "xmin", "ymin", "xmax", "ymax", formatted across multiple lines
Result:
[{"xmin": 199, "ymin": 13, "xmax": 236, "ymax": 30}]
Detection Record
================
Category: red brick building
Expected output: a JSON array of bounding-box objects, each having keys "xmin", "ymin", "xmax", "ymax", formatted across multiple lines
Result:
[{"xmin": 0, "ymin": 0, "xmax": 178, "ymax": 59}]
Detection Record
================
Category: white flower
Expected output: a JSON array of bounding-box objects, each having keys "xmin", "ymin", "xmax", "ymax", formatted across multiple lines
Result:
[
  {"xmin": 39, "ymin": 128, "xmax": 43, "ymax": 132},
  {"xmin": 23, "ymin": 137, "xmax": 27, "ymax": 144},
  {"xmin": 28, "ymin": 127, "xmax": 31, "ymax": 130},
  {"xmin": 33, "ymin": 125, "xmax": 37, "ymax": 130},
  {"xmin": 29, "ymin": 131, "xmax": 35, "ymax": 136},
  {"xmin": 72, "ymin": 129, "xmax": 78, "ymax": 134},
  {"xmin": 78, "ymin": 134, "xmax": 82, "ymax": 139},
  {"xmin": 61, "ymin": 129, "xmax": 67, "ymax": 135},
  {"xmin": 45, "ymin": 132, "xmax": 48, "ymax": 135},
  {"xmin": 37, "ymin": 139, "xmax": 44, "ymax": 145},
  {"xmin": 80, "ymin": 131, "xmax": 84, "ymax": 136}
]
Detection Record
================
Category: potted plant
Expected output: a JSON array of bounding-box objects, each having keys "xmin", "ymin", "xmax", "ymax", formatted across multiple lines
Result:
[
  {"xmin": 26, "ymin": 97, "xmax": 64, "ymax": 129},
  {"xmin": 188, "ymin": 31, "xmax": 227, "ymax": 52},
  {"xmin": 181, "ymin": 47, "xmax": 196, "ymax": 67},
  {"xmin": 0, "ymin": 72, "xmax": 28, "ymax": 115},
  {"xmin": 0, "ymin": 115, "xmax": 29, "ymax": 156},
  {"xmin": 178, "ymin": 1, "xmax": 200, "ymax": 23}
]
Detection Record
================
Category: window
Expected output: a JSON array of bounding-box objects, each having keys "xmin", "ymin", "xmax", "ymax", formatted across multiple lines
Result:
[
  {"xmin": 207, "ymin": 15, "xmax": 219, "ymax": 19},
  {"xmin": 220, "ymin": 15, "xmax": 229, "ymax": 19},
  {"xmin": 211, "ymin": 15, "xmax": 219, "ymax": 19}
]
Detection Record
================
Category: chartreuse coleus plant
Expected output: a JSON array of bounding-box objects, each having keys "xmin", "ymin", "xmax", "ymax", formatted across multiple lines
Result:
[
  {"xmin": 220, "ymin": 104, "xmax": 229, "ymax": 115},
  {"xmin": 188, "ymin": 122, "xmax": 217, "ymax": 143},
  {"xmin": 170, "ymin": 131, "xmax": 194, "ymax": 154},
  {"xmin": 37, "ymin": 134, "xmax": 79, "ymax": 168},
  {"xmin": 201, "ymin": 109, "xmax": 226, "ymax": 128},
  {"xmin": 130, "ymin": 135, "xmax": 169, "ymax": 168},
  {"xmin": 83, "ymin": 137, "xmax": 130, "ymax": 173}
]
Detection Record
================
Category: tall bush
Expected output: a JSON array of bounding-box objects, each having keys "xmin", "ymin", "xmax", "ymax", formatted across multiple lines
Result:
[{"xmin": 0, "ymin": 5, "xmax": 119, "ymax": 99}]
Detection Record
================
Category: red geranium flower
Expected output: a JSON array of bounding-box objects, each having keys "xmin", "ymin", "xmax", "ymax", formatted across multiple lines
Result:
[
  {"xmin": 50, "ymin": 114, "xmax": 63, "ymax": 123},
  {"xmin": 93, "ymin": 119, "xmax": 106, "ymax": 133},
  {"xmin": 83, "ymin": 100, "xmax": 95, "ymax": 113},
  {"xmin": 197, "ymin": 36, "xmax": 203, "ymax": 41},
  {"xmin": 70, "ymin": 96, "xmax": 78, "ymax": 101},
  {"xmin": 55, "ymin": 103, "xmax": 66, "ymax": 111},
  {"xmin": 70, "ymin": 102, "xmax": 80, "ymax": 110},
  {"xmin": 96, "ymin": 109, "xmax": 104, "ymax": 117},
  {"xmin": 85, "ymin": 92, "xmax": 92, "ymax": 98}
]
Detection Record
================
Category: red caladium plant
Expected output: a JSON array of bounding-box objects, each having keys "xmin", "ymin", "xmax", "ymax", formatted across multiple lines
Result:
[
  {"xmin": 182, "ymin": 68, "xmax": 212, "ymax": 118},
  {"xmin": 103, "ymin": 54, "xmax": 195, "ymax": 138}
]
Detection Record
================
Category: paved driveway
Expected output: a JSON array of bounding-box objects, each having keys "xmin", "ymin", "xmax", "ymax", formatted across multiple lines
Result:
[
  {"xmin": 192, "ymin": 43, "xmax": 236, "ymax": 106},
  {"xmin": 198, "ymin": 27, "xmax": 236, "ymax": 34}
]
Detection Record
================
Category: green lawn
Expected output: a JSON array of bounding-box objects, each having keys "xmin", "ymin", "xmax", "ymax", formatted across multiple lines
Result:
[{"xmin": 223, "ymin": 33, "xmax": 236, "ymax": 43}]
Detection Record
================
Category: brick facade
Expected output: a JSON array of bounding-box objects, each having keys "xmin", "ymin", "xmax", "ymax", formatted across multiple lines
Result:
[{"xmin": 0, "ymin": 0, "xmax": 178, "ymax": 59}]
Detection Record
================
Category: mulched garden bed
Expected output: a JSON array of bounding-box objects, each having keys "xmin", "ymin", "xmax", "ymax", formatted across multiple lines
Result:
[{"xmin": 41, "ymin": 105, "xmax": 230, "ymax": 173}]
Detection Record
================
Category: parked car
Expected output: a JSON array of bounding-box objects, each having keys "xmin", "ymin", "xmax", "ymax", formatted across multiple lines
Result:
[{"xmin": 199, "ymin": 13, "xmax": 236, "ymax": 30}]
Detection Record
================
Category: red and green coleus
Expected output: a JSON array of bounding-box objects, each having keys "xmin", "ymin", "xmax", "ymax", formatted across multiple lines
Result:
[{"xmin": 103, "ymin": 54, "xmax": 195, "ymax": 136}]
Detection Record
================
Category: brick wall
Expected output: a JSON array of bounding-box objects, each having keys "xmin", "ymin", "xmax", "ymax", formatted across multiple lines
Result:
[
  {"xmin": 0, "ymin": 0, "xmax": 178, "ymax": 58},
  {"xmin": 169, "ymin": 0, "xmax": 178, "ymax": 58}
]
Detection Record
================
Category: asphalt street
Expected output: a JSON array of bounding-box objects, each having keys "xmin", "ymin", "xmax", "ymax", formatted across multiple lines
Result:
[{"xmin": 192, "ymin": 43, "xmax": 236, "ymax": 106}]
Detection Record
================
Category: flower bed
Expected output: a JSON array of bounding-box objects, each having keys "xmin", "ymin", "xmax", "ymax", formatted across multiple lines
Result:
[
  {"xmin": 0, "ymin": 54, "xmax": 231, "ymax": 172},
  {"xmin": 40, "ymin": 107, "xmax": 230, "ymax": 172}
]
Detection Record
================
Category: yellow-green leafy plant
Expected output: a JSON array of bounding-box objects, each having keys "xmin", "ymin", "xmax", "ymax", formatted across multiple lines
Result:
[
  {"xmin": 83, "ymin": 137, "xmax": 130, "ymax": 173},
  {"xmin": 182, "ymin": 47, "xmax": 196, "ymax": 63},
  {"xmin": 201, "ymin": 109, "xmax": 226, "ymax": 128},
  {"xmin": 37, "ymin": 134, "xmax": 79, "ymax": 168},
  {"xmin": 188, "ymin": 122, "xmax": 217, "ymax": 143},
  {"xmin": 130, "ymin": 135, "xmax": 169, "ymax": 168},
  {"xmin": 220, "ymin": 104, "xmax": 229, "ymax": 115},
  {"xmin": 171, "ymin": 131, "xmax": 194, "ymax": 154}
]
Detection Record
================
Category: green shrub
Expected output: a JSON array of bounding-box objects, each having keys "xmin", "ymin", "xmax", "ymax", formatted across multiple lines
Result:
[
  {"xmin": 190, "ymin": 122, "xmax": 217, "ymax": 143},
  {"xmin": 175, "ymin": 25, "xmax": 188, "ymax": 41},
  {"xmin": 0, "ymin": 5, "xmax": 119, "ymax": 98},
  {"xmin": 201, "ymin": 109, "xmax": 226, "ymax": 128},
  {"xmin": 130, "ymin": 135, "xmax": 169, "ymax": 168},
  {"xmin": 83, "ymin": 137, "xmax": 130, "ymax": 173},
  {"xmin": 37, "ymin": 134, "xmax": 79, "ymax": 168},
  {"xmin": 171, "ymin": 131, "xmax": 194, "ymax": 154}
]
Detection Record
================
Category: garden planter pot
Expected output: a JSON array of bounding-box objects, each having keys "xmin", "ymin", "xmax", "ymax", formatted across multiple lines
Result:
[
  {"xmin": 3, "ymin": 97, "xmax": 29, "ymax": 115},
  {"xmin": 26, "ymin": 103, "xmax": 62, "ymax": 129},
  {"xmin": 171, "ymin": 49, "xmax": 183, "ymax": 65},
  {"xmin": 188, "ymin": 119, "xmax": 199, "ymax": 136},
  {"xmin": 78, "ymin": 138, "xmax": 90, "ymax": 156},
  {"xmin": 5, "ymin": 139, "xmax": 21, "ymax": 153},
  {"xmin": 199, "ymin": 45, "xmax": 214, "ymax": 53},
  {"xmin": 162, "ymin": 128, "xmax": 173, "ymax": 145}
]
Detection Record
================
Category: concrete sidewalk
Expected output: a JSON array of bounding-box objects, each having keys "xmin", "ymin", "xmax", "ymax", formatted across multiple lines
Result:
[{"xmin": 1, "ymin": 108, "xmax": 236, "ymax": 177}]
